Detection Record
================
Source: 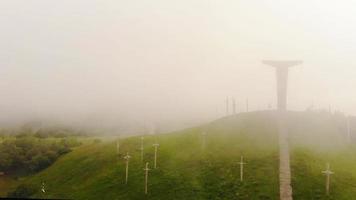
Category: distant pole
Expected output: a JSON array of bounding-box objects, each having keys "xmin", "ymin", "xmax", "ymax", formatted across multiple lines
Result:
[
  {"xmin": 124, "ymin": 152, "xmax": 131, "ymax": 184},
  {"xmin": 116, "ymin": 136, "xmax": 120, "ymax": 155},
  {"xmin": 152, "ymin": 143, "xmax": 160, "ymax": 169},
  {"xmin": 238, "ymin": 156, "xmax": 247, "ymax": 182},
  {"xmin": 226, "ymin": 97, "xmax": 229, "ymax": 116},
  {"xmin": 246, "ymin": 98, "xmax": 249, "ymax": 112},
  {"xmin": 347, "ymin": 116, "xmax": 351, "ymax": 142},
  {"xmin": 140, "ymin": 137, "xmax": 144, "ymax": 162},
  {"xmin": 322, "ymin": 163, "xmax": 334, "ymax": 196},
  {"xmin": 201, "ymin": 131, "xmax": 207, "ymax": 151},
  {"xmin": 144, "ymin": 162, "xmax": 150, "ymax": 194},
  {"xmin": 232, "ymin": 98, "xmax": 236, "ymax": 114}
]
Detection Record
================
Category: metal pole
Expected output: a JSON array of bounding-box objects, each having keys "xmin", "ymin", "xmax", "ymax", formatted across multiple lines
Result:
[
  {"xmin": 125, "ymin": 160, "xmax": 129, "ymax": 184},
  {"xmin": 246, "ymin": 98, "xmax": 249, "ymax": 112},
  {"xmin": 240, "ymin": 162, "xmax": 243, "ymax": 181},
  {"xmin": 144, "ymin": 162, "xmax": 150, "ymax": 194},
  {"xmin": 347, "ymin": 116, "xmax": 351, "ymax": 142},
  {"xmin": 124, "ymin": 152, "xmax": 131, "ymax": 184},
  {"xmin": 226, "ymin": 97, "xmax": 229, "ymax": 115},
  {"xmin": 326, "ymin": 173, "xmax": 330, "ymax": 195},
  {"xmin": 141, "ymin": 137, "xmax": 144, "ymax": 162},
  {"xmin": 117, "ymin": 139, "xmax": 120, "ymax": 155}
]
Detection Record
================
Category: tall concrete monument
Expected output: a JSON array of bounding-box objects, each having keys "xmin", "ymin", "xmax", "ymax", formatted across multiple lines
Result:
[
  {"xmin": 263, "ymin": 60, "xmax": 302, "ymax": 200},
  {"xmin": 263, "ymin": 60, "xmax": 302, "ymax": 111}
]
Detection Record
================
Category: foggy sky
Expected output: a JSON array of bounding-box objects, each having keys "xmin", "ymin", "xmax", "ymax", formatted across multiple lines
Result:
[{"xmin": 1, "ymin": 0, "xmax": 356, "ymax": 131}]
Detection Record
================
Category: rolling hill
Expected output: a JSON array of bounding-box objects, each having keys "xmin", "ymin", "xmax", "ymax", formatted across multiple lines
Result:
[{"xmin": 3, "ymin": 110, "xmax": 356, "ymax": 200}]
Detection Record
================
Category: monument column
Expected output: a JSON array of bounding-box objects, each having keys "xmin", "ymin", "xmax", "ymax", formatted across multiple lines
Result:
[{"xmin": 263, "ymin": 60, "xmax": 302, "ymax": 200}]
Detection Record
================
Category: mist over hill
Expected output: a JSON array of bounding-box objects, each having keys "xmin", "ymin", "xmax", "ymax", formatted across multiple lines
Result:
[{"xmin": 2, "ymin": 110, "xmax": 356, "ymax": 199}]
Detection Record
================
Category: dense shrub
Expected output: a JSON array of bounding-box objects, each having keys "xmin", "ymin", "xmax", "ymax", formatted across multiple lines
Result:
[
  {"xmin": 0, "ymin": 136, "xmax": 80, "ymax": 173},
  {"xmin": 7, "ymin": 184, "xmax": 37, "ymax": 198}
]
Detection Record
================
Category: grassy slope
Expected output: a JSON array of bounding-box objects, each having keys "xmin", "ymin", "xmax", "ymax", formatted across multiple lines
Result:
[
  {"xmin": 289, "ymin": 111, "xmax": 356, "ymax": 200},
  {"xmin": 6, "ymin": 111, "xmax": 355, "ymax": 200},
  {"xmin": 12, "ymin": 111, "xmax": 279, "ymax": 200},
  {"xmin": 0, "ymin": 176, "xmax": 17, "ymax": 197}
]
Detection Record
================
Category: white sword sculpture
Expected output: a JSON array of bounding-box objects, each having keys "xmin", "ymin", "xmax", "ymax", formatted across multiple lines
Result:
[
  {"xmin": 116, "ymin": 137, "xmax": 120, "ymax": 155},
  {"xmin": 124, "ymin": 152, "xmax": 131, "ymax": 184},
  {"xmin": 144, "ymin": 162, "xmax": 150, "ymax": 194},
  {"xmin": 41, "ymin": 182, "xmax": 46, "ymax": 194},
  {"xmin": 152, "ymin": 143, "xmax": 160, "ymax": 169},
  {"xmin": 238, "ymin": 156, "xmax": 247, "ymax": 182},
  {"xmin": 322, "ymin": 163, "xmax": 334, "ymax": 195}
]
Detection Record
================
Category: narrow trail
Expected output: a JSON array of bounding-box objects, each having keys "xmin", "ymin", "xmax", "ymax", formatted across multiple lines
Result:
[{"xmin": 279, "ymin": 119, "xmax": 293, "ymax": 200}]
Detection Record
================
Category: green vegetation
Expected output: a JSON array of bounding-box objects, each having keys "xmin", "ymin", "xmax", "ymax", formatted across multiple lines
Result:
[
  {"xmin": 291, "ymin": 147, "xmax": 356, "ymax": 200},
  {"xmin": 0, "ymin": 128, "xmax": 84, "ymax": 197},
  {"xmin": 289, "ymin": 112, "xmax": 356, "ymax": 200},
  {"xmin": 0, "ymin": 136, "xmax": 81, "ymax": 174},
  {"xmin": 7, "ymin": 183, "xmax": 37, "ymax": 198},
  {"xmin": 5, "ymin": 112, "xmax": 280, "ymax": 200},
  {"xmin": 288, "ymin": 111, "xmax": 356, "ymax": 200},
  {"xmin": 3, "ymin": 111, "xmax": 356, "ymax": 199}
]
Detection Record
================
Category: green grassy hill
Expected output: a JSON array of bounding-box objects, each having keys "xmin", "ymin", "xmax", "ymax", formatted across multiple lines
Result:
[
  {"xmin": 288, "ymin": 111, "xmax": 356, "ymax": 199},
  {"xmin": 3, "ymin": 111, "xmax": 356, "ymax": 200}
]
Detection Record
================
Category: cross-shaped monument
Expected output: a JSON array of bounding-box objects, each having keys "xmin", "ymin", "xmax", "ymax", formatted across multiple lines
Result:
[
  {"xmin": 124, "ymin": 152, "xmax": 131, "ymax": 184},
  {"xmin": 143, "ymin": 162, "xmax": 150, "ymax": 194},
  {"xmin": 322, "ymin": 163, "xmax": 334, "ymax": 196},
  {"xmin": 152, "ymin": 142, "xmax": 160, "ymax": 169},
  {"xmin": 263, "ymin": 60, "xmax": 302, "ymax": 200},
  {"xmin": 237, "ymin": 156, "xmax": 247, "ymax": 182},
  {"xmin": 263, "ymin": 60, "xmax": 302, "ymax": 111}
]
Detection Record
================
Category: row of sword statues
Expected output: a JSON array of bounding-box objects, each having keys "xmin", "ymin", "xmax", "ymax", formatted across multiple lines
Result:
[
  {"xmin": 117, "ymin": 132, "xmax": 336, "ymax": 196},
  {"xmin": 118, "ymin": 136, "xmax": 159, "ymax": 195},
  {"xmin": 38, "ymin": 132, "xmax": 334, "ymax": 196},
  {"xmin": 117, "ymin": 133, "xmax": 247, "ymax": 195}
]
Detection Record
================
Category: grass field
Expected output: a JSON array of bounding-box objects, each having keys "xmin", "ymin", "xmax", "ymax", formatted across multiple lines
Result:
[
  {"xmin": 2, "ymin": 111, "xmax": 356, "ymax": 200},
  {"xmin": 288, "ymin": 111, "xmax": 356, "ymax": 200},
  {"xmin": 4, "ymin": 111, "xmax": 279, "ymax": 200}
]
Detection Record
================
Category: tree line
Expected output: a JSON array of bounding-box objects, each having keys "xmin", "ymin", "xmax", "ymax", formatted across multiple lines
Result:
[{"xmin": 0, "ymin": 136, "xmax": 81, "ymax": 174}]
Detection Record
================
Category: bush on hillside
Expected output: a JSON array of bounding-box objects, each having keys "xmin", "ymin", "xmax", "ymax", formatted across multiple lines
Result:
[
  {"xmin": 0, "ymin": 136, "xmax": 79, "ymax": 173},
  {"xmin": 7, "ymin": 184, "xmax": 37, "ymax": 198}
]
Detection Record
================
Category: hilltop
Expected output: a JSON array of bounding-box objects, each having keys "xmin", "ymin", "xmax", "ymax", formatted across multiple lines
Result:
[{"xmin": 4, "ymin": 110, "xmax": 356, "ymax": 200}]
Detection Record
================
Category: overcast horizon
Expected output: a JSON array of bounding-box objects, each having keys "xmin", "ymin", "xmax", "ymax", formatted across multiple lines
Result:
[{"xmin": 1, "ymin": 0, "xmax": 356, "ymax": 131}]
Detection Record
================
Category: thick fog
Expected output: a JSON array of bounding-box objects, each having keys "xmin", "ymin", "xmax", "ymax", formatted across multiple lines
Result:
[{"xmin": 1, "ymin": 0, "xmax": 356, "ymax": 132}]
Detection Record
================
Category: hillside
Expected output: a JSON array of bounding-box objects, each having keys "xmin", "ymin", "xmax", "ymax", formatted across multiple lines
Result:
[{"xmin": 3, "ymin": 111, "xmax": 356, "ymax": 200}]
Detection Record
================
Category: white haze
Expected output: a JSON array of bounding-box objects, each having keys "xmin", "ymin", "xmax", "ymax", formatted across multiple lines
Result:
[{"xmin": 1, "ymin": 0, "xmax": 356, "ymax": 132}]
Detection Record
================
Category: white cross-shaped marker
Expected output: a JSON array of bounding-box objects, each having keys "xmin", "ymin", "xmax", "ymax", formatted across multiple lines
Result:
[
  {"xmin": 322, "ymin": 163, "xmax": 334, "ymax": 195},
  {"xmin": 143, "ymin": 162, "xmax": 150, "ymax": 194},
  {"xmin": 237, "ymin": 156, "xmax": 247, "ymax": 182},
  {"xmin": 124, "ymin": 152, "xmax": 131, "ymax": 184},
  {"xmin": 41, "ymin": 182, "xmax": 46, "ymax": 193}
]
